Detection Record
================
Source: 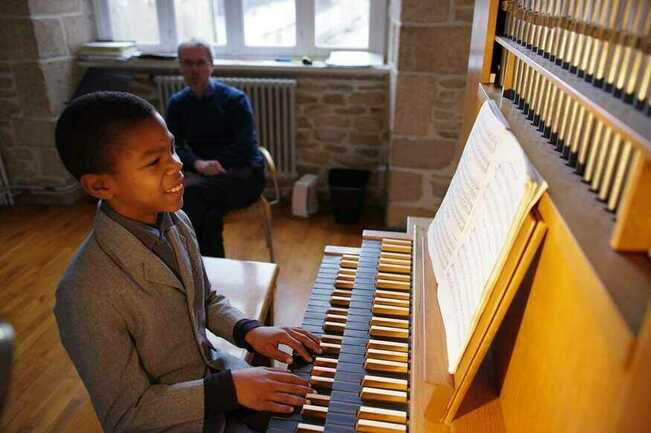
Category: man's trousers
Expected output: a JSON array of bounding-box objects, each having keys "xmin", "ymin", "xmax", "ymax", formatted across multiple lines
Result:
[{"xmin": 182, "ymin": 165, "xmax": 265, "ymax": 258}]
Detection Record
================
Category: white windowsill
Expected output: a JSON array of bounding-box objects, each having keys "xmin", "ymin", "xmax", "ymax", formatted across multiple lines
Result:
[{"xmin": 76, "ymin": 56, "xmax": 391, "ymax": 78}]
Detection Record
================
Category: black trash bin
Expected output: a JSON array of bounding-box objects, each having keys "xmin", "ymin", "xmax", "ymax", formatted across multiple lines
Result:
[{"xmin": 328, "ymin": 169, "xmax": 370, "ymax": 224}]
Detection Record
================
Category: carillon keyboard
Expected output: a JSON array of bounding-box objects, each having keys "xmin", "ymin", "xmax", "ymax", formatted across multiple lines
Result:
[{"xmin": 266, "ymin": 237, "xmax": 414, "ymax": 433}]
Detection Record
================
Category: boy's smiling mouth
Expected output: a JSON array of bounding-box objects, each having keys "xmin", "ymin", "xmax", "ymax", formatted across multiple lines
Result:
[{"xmin": 165, "ymin": 183, "xmax": 183, "ymax": 194}]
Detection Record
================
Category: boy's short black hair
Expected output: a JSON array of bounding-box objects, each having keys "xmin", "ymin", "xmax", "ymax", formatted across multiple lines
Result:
[{"xmin": 55, "ymin": 91, "xmax": 157, "ymax": 180}]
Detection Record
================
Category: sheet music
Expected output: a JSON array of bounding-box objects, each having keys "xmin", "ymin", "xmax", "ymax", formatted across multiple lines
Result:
[{"xmin": 427, "ymin": 101, "xmax": 546, "ymax": 373}]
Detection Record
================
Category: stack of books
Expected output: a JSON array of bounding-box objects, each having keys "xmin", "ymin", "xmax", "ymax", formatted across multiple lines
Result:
[{"xmin": 77, "ymin": 41, "xmax": 140, "ymax": 61}]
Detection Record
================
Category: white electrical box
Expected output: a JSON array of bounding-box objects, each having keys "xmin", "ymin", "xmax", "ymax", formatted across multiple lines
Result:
[{"xmin": 292, "ymin": 174, "xmax": 319, "ymax": 217}]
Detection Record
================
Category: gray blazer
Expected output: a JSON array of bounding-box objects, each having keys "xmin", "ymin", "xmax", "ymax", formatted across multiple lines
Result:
[{"xmin": 55, "ymin": 207, "xmax": 249, "ymax": 433}]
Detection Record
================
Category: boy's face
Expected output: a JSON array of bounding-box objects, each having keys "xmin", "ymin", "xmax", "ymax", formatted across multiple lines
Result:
[{"xmin": 99, "ymin": 113, "xmax": 184, "ymax": 224}]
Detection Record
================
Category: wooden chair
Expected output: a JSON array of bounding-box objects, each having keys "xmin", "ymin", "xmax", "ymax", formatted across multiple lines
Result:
[
  {"xmin": 224, "ymin": 146, "xmax": 280, "ymax": 262},
  {"xmin": 202, "ymin": 257, "xmax": 278, "ymax": 364}
]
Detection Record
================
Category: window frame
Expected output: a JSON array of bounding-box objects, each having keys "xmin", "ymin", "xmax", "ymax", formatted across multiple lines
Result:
[{"xmin": 93, "ymin": 0, "xmax": 387, "ymax": 61}]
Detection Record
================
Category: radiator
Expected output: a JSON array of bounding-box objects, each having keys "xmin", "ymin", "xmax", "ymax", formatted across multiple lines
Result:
[{"xmin": 155, "ymin": 76, "xmax": 297, "ymax": 178}]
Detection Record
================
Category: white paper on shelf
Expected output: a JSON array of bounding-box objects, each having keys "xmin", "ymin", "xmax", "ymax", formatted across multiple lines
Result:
[{"xmin": 427, "ymin": 100, "xmax": 546, "ymax": 373}]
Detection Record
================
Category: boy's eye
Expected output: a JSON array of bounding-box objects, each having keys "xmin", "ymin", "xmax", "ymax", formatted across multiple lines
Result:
[{"xmin": 148, "ymin": 158, "xmax": 160, "ymax": 167}]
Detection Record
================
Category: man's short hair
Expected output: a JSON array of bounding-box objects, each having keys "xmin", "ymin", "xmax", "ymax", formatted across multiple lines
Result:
[
  {"xmin": 177, "ymin": 39, "xmax": 214, "ymax": 64},
  {"xmin": 55, "ymin": 91, "xmax": 156, "ymax": 180}
]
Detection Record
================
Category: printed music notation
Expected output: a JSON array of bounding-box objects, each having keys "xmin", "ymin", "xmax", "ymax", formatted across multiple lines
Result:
[{"xmin": 427, "ymin": 101, "xmax": 547, "ymax": 373}]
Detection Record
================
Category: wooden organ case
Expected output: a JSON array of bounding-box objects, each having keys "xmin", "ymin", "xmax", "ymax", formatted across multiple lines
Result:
[{"xmin": 267, "ymin": 1, "xmax": 651, "ymax": 432}]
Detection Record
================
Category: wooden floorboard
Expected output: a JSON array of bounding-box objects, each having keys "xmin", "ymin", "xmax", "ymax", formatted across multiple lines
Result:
[{"xmin": 0, "ymin": 200, "xmax": 385, "ymax": 432}]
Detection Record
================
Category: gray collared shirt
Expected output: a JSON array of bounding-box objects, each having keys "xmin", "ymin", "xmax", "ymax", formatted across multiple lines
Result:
[{"xmin": 100, "ymin": 201, "xmax": 181, "ymax": 281}]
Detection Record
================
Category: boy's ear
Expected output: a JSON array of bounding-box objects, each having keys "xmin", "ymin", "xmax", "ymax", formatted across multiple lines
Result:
[{"xmin": 80, "ymin": 173, "xmax": 115, "ymax": 200}]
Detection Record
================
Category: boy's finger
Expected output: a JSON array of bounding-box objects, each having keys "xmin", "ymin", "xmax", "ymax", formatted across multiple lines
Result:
[
  {"xmin": 264, "ymin": 366, "xmax": 290, "ymax": 373},
  {"xmin": 272, "ymin": 381, "xmax": 312, "ymax": 397},
  {"xmin": 269, "ymin": 371, "xmax": 310, "ymax": 386},
  {"xmin": 265, "ymin": 346, "xmax": 294, "ymax": 364},
  {"xmin": 282, "ymin": 334, "xmax": 313, "ymax": 362},
  {"xmin": 271, "ymin": 392, "xmax": 307, "ymax": 407},
  {"xmin": 291, "ymin": 327, "xmax": 321, "ymax": 345},
  {"xmin": 266, "ymin": 402, "xmax": 294, "ymax": 414},
  {"xmin": 287, "ymin": 328, "xmax": 322, "ymax": 354}
]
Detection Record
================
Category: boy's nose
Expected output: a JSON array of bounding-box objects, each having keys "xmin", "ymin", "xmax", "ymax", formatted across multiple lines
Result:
[
  {"xmin": 165, "ymin": 158, "xmax": 182, "ymax": 175},
  {"xmin": 170, "ymin": 152, "xmax": 182, "ymax": 169}
]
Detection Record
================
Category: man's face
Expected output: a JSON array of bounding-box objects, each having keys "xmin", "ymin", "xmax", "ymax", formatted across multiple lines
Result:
[
  {"xmin": 105, "ymin": 113, "xmax": 184, "ymax": 224},
  {"xmin": 179, "ymin": 46, "xmax": 213, "ymax": 95}
]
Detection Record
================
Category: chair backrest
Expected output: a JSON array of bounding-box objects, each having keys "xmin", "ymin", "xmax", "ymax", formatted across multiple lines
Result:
[
  {"xmin": 0, "ymin": 321, "xmax": 15, "ymax": 418},
  {"xmin": 259, "ymin": 146, "xmax": 280, "ymax": 206}
]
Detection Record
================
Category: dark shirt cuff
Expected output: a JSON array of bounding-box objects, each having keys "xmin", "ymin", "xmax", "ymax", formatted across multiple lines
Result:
[
  {"xmin": 203, "ymin": 369, "xmax": 239, "ymax": 432},
  {"xmin": 233, "ymin": 318, "xmax": 263, "ymax": 352}
]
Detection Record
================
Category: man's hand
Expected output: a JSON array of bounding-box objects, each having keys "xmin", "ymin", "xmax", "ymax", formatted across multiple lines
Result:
[
  {"xmin": 231, "ymin": 367, "xmax": 312, "ymax": 413},
  {"xmin": 194, "ymin": 159, "xmax": 226, "ymax": 176},
  {"xmin": 244, "ymin": 326, "xmax": 322, "ymax": 364}
]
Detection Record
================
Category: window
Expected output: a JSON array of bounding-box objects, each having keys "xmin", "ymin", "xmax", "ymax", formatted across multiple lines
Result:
[
  {"xmin": 105, "ymin": 0, "xmax": 160, "ymax": 45},
  {"xmin": 242, "ymin": 0, "xmax": 296, "ymax": 47},
  {"xmin": 93, "ymin": 0, "xmax": 387, "ymax": 60},
  {"xmin": 315, "ymin": 0, "xmax": 370, "ymax": 48}
]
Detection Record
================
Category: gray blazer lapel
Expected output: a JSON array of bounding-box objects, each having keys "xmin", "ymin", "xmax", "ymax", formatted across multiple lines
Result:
[
  {"xmin": 167, "ymin": 226, "xmax": 216, "ymax": 365},
  {"xmin": 94, "ymin": 206, "xmax": 185, "ymax": 294},
  {"xmin": 142, "ymin": 257, "xmax": 185, "ymax": 292},
  {"xmin": 167, "ymin": 227, "xmax": 196, "ymax": 306}
]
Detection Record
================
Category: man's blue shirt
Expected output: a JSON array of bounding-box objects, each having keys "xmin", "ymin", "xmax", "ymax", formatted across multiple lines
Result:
[{"xmin": 165, "ymin": 79, "xmax": 264, "ymax": 171}]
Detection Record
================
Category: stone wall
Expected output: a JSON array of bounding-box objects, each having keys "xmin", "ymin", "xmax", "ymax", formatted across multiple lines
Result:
[
  {"xmin": 386, "ymin": 0, "xmax": 474, "ymax": 227},
  {"xmin": 122, "ymin": 70, "xmax": 390, "ymax": 205},
  {"xmin": 294, "ymin": 76, "xmax": 388, "ymax": 205},
  {"xmin": 0, "ymin": 0, "xmax": 97, "ymax": 204}
]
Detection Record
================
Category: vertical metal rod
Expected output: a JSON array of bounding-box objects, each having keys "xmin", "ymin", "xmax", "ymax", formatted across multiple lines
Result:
[
  {"xmin": 528, "ymin": 69, "xmax": 541, "ymax": 120},
  {"xmin": 562, "ymin": 98, "xmax": 580, "ymax": 158},
  {"xmin": 539, "ymin": 78, "xmax": 553, "ymax": 132},
  {"xmin": 576, "ymin": 111, "xmax": 596, "ymax": 175},
  {"xmin": 568, "ymin": 105, "xmax": 587, "ymax": 166},
  {"xmin": 571, "ymin": 0, "xmax": 590, "ymax": 74},
  {"xmin": 549, "ymin": 88, "xmax": 566, "ymax": 145},
  {"xmin": 579, "ymin": 0, "xmax": 598, "ymax": 77},
  {"xmin": 556, "ymin": 94, "xmax": 573, "ymax": 152},
  {"xmin": 600, "ymin": 0, "xmax": 628, "ymax": 91},
  {"xmin": 614, "ymin": 0, "xmax": 642, "ymax": 96},
  {"xmin": 556, "ymin": 2, "xmax": 571, "ymax": 65},
  {"xmin": 586, "ymin": 0, "xmax": 608, "ymax": 80},
  {"xmin": 623, "ymin": 0, "xmax": 649, "ymax": 102},
  {"xmin": 548, "ymin": 0, "xmax": 561, "ymax": 61},
  {"xmin": 544, "ymin": 82, "xmax": 559, "ymax": 138},
  {"xmin": 591, "ymin": 126, "xmax": 614, "ymax": 190},
  {"xmin": 599, "ymin": 132, "xmax": 623, "ymax": 200},
  {"xmin": 282, "ymin": 83, "xmax": 289, "ymax": 177},
  {"xmin": 523, "ymin": 64, "xmax": 534, "ymax": 112},
  {"xmin": 606, "ymin": 0, "xmax": 635, "ymax": 92},
  {"xmin": 514, "ymin": 58, "xmax": 524, "ymax": 104},
  {"xmin": 584, "ymin": 120, "xmax": 605, "ymax": 182},
  {"xmin": 595, "ymin": 0, "xmax": 624, "ymax": 87},
  {"xmin": 607, "ymin": 141, "xmax": 634, "ymax": 210},
  {"xmin": 289, "ymin": 85, "xmax": 296, "ymax": 175}
]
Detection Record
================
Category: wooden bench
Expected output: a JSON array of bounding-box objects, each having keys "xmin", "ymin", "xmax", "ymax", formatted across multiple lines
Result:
[{"xmin": 203, "ymin": 257, "xmax": 278, "ymax": 363}]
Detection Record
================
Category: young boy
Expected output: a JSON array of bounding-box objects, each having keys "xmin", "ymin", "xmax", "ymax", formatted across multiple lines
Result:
[{"xmin": 54, "ymin": 91, "xmax": 320, "ymax": 433}]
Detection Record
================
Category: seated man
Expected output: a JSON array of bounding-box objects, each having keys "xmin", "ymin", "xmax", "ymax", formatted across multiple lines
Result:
[{"xmin": 166, "ymin": 39, "xmax": 265, "ymax": 258}]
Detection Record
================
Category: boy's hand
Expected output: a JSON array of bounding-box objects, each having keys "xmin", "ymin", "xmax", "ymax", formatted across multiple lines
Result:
[
  {"xmin": 194, "ymin": 159, "xmax": 226, "ymax": 176},
  {"xmin": 231, "ymin": 367, "xmax": 312, "ymax": 413},
  {"xmin": 244, "ymin": 326, "xmax": 322, "ymax": 364}
]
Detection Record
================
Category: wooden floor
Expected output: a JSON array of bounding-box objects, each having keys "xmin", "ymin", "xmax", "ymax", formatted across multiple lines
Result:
[{"xmin": 0, "ymin": 200, "xmax": 385, "ymax": 432}]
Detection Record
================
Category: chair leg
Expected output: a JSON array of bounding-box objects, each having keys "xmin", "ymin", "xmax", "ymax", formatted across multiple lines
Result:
[{"xmin": 261, "ymin": 199, "xmax": 274, "ymax": 262}]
